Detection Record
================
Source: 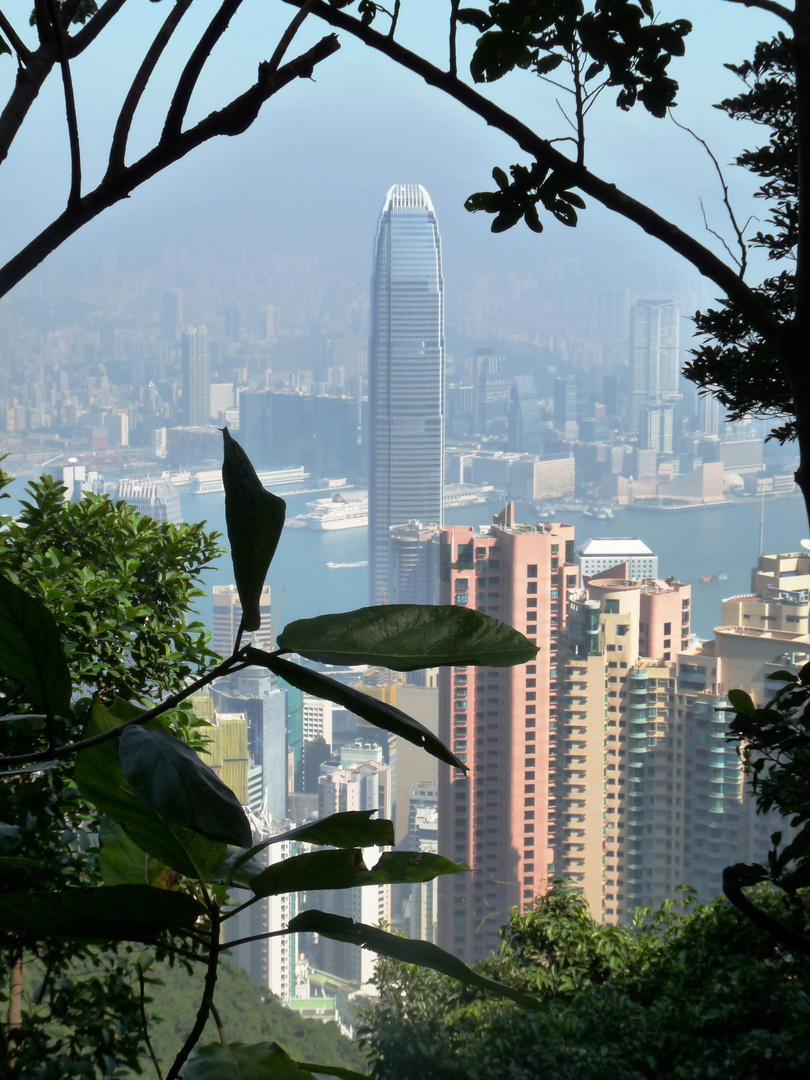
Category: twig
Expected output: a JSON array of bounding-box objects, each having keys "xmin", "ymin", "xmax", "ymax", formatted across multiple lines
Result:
[
  {"xmin": 670, "ymin": 111, "xmax": 748, "ymax": 277},
  {"xmin": 389, "ymin": 0, "xmax": 401, "ymax": 39},
  {"xmin": 162, "ymin": 0, "xmax": 246, "ymax": 145},
  {"xmin": 67, "ymin": 0, "xmax": 129, "ymax": 57},
  {"xmin": 109, "ymin": 0, "xmax": 194, "ymax": 175},
  {"xmin": 137, "ymin": 963, "xmax": 164, "ymax": 1080},
  {"xmin": 266, "ymin": 0, "xmax": 317, "ymax": 76},
  {"xmin": 218, "ymin": 927, "xmax": 291, "ymax": 949},
  {"xmin": 449, "ymin": 0, "xmax": 459, "ymax": 77},
  {"xmin": 165, "ymin": 909, "xmax": 222, "ymax": 1080},
  {"xmin": 0, "ymin": 10, "xmax": 31, "ymax": 64},
  {"xmin": 208, "ymin": 996, "xmax": 228, "ymax": 1049},
  {"xmin": 699, "ymin": 196, "xmax": 744, "ymax": 269},
  {"xmin": 44, "ymin": 0, "xmax": 81, "ymax": 206},
  {"xmin": 0, "ymin": 652, "xmax": 249, "ymax": 768},
  {"xmin": 720, "ymin": 0, "xmax": 795, "ymax": 26}
]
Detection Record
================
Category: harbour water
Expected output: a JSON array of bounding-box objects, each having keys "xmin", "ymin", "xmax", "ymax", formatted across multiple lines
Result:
[{"xmin": 178, "ymin": 487, "xmax": 810, "ymax": 643}]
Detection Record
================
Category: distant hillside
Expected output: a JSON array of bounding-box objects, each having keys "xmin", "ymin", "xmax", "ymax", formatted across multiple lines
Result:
[{"xmin": 131, "ymin": 958, "xmax": 370, "ymax": 1075}]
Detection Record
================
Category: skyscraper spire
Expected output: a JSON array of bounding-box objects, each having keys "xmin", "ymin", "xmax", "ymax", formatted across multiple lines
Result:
[{"xmin": 368, "ymin": 184, "xmax": 445, "ymax": 605}]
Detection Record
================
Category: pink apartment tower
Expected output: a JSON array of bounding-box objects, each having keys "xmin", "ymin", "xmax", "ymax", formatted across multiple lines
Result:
[{"xmin": 437, "ymin": 508, "xmax": 578, "ymax": 963}]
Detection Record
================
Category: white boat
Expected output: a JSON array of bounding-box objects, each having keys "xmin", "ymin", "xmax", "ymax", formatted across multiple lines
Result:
[
  {"xmin": 302, "ymin": 492, "xmax": 368, "ymax": 531},
  {"xmin": 326, "ymin": 560, "xmax": 368, "ymax": 569}
]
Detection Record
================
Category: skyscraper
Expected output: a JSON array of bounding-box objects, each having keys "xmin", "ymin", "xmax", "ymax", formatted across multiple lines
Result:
[
  {"xmin": 629, "ymin": 300, "xmax": 679, "ymax": 428},
  {"xmin": 181, "ymin": 324, "xmax": 210, "ymax": 427},
  {"xmin": 369, "ymin": 184, "xmax": 445, "ymax": 605},
  {"xmin": 437, "ymin": 508, "xmax": 578, "ymax": 963}
]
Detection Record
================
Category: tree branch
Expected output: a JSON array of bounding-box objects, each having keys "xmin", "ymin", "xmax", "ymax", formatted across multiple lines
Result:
[
  {"xmin": 449, "ymin": 0, "xmax": 459, "ymax": 77},
  {"xmin": 109, "ymin": 0, "xmax": 194, "ymax": 175},
  {"xmin": 161, "ymin": 0, "xmax": 246, "ymax": 146},
  {"xmin": 0, "ymin": 10, "xmax": 31, "ymax": 64},
  {"xmin": 66, "ymin": 0, "xmax": 129, "ymax": 57},
  {"xmin": 0, "ymin": 33, "xmax": 340, "ymax": 302},
  {"xmin": 723, "ymin": 867, "xmax": 810, "ymax": 955},
  {"xmin": 266, "ymin": 0, "xmax": 317, "ymax": 76},
  {"xmin": 0, "ymin": 46, "xmax": 57, "ymax": 168},
  {"xmin": 165, "ymin": 908, "xmax": 221, "ymax": 1080},
  {"xmin": 284, "ymin": 0, "xmax": 781, "ymax": 346},
  {"xmin": 137, "ymin": 964, "xmax": 164, "ymax": 1080},
  {"xmin": 44, "ymin": 0, "xmax": 81, "ymax": 206},
  {"xmin": 721, "ymin": 0, "xmax": 796, "ymax": 27}
]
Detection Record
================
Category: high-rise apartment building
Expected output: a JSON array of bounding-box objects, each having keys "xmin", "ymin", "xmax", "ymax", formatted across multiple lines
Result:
[
  {"xmin": 369, "ymin": 184, "xmax": 445, "ymax": 605},
  {"xmin": 212, "ymin": 584, "xmax": 272, "ymax": 657},
  {"xmin": 558, "ymin": 561, "xmax": 803, "ymax": 923},
  {"xmin": 629, "ymin": 300, "xmax": 679, "ymax": 428},
  {"xmin": 437, "ymin": 507, "xmax": 578, "ymax": 963},
  {"xmin": 181, "ymin": 324, "xmax": 210, "ymax": 427}
]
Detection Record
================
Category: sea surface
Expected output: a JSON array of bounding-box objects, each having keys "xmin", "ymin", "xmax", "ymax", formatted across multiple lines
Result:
[{"xmin": 176, "ymin": 487, "xmax": 810, "ymax": 643}]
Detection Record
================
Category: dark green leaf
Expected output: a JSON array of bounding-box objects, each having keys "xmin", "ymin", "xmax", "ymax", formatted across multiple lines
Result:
[
  {"xmin": 185, "ymin": 1040, "xmax": 367, "ymax": 1079},
  {"xmin": 246, "ymin": 648, "xmax": 465, "ymax": 771},
  {"xmin": 0, "ymin": 886, "xmax": 204, "ymax": 941},
  {"xmin": 767, "ymin": 670, "xmax": 798, "ymax": 682},
  {"xmin": 288, "ymin": 911, "xmax": 542, "ymax": 1012},
  {"xmin": 0, "ymin": 35, "xmax": 10, "ymax": 58},
  {"xmin": 0, "ymin": 575, "xmax": 71, "ymax": 717},
  {"xmin": 456, "ymin": 7, "xmax": 492, "ymax": 33},
  {"xmin": 222, "ymin": 428, "xmax": 286, "ymax": 634},
  {"xmin": 728, "ymin": 688, "xmax": 755, "ymax": 715},
  {"xmin": 276, "ymin": 604, "xmax": 537, "ymax": 670},
  {"xmin": 119, "ymin": 724, "xmax": 252, "ymax": 848},
  {"xmin": 535, "ymin": 53, "xmax": 563, "ymax": 76},
  {"xmin": 250, "ymin": 847, "xmax": 466, "ymax": 899},
  {"xmin": 0, "ymin": 760, "xmax": 59, "ymax": 776},
  {"xmin": 271, "ymin": 810, "xmax": 395, "ymax": 849},
  {"xmin": 74, "ymin": 699, "xmax": 228, "ymax": 880}
]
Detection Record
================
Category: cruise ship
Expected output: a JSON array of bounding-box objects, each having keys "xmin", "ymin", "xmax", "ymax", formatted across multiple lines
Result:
[{"xmin": 301, "ymin": 492, "xmax": 368, "ymax": 531}]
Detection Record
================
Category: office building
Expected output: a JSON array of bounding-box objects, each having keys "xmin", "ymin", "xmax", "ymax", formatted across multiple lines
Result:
[
  {"xmin": 437, "ymin": 507, "xmax": 578, "ymax": 963},
  {"xmin": 212, "ymin": 584, "xmax": 272, "ymax": 657},
  {"xmin": 388, "ymin": 521, "xmax": 440, "ymax": 605},
  {"xmin": 629, "ymin": 300, "xmax": 679, "ymax": 427},
  {"xmin": 369, "ymin": 184, "xmax": 445, "ymax": 605},
  {"xmin": 116, "ymin": 477, "xmax": 182, "ymax": 524},
  {"xmin": 508, "ymin": 375, "xmax": 544, "ymax": 454},
  {"xmin": 181, "ymin": 325, "xmax": 210, "ymax": 427}
]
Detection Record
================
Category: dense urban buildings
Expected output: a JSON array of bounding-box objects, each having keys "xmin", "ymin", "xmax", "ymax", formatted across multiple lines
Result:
[
  {"xmin": 437, "ymin": 506, "xmax": 578, "ymax": 963},
  {"xmin": 181, "ymin": 324, "xmax": 210, "ymax": 427},
  {"xmin": 368, "ymin": 184, "xmax": 445, "ymax": 605}
]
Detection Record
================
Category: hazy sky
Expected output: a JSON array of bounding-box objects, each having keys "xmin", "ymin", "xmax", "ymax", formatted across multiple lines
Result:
[{"xmin": 0, "ymin": 1, "xmax": 781, "ymax": 304}]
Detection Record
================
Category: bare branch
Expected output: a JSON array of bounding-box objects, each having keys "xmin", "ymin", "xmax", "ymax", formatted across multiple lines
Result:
[
  {"xmin": 109, "ymin": 0, "xmax": 194, "ymax": 175},
  {"xmin": 721, "ymin": 0, "xmax": 795, "ymax": 27},
  {"xmin": 671, "ymin": 111, "xmax": 748, "ymax": 277},
  {"xmin": 699, "ymin": 196, "xmax": 745, "ymax": 268},
  {"xmin": 266, "ymin": 0, "xmax": 317, "ymax": 75},
  {"xmin": 137, "ymin": 965, "xmax": 164, "ymax": 1080},
  {"xmin": 0, "ymin": 10, "xmax": 31, "ymax": 64},
  {"xmin": 286, "ymin": 0, "xmax": 780, "ymax": 346},
  {"xmin": 165, "ymin": 909, "xmax": 222, "ymax": 1080},
  {"xmin": 67, "ymin": 0, "xmax": 129, "ymax": 57},
  {"xmin": 162, "ymin": 0, "xmax": 246, "ymax": 145},
  {"xmin": 44, "ymin": 0, "xmax": 81, "ymax": 206},
  {"xmin": 0, "ymin": 48, "xmax": 57, "ymax": 168},
  {"xmin": 390, "ymin": 0, "xmax": 401, "ymax": 39}
]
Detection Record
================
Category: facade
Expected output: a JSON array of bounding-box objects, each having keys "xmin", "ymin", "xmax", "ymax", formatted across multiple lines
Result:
[
  {"xmin": 181, "ymin": 325, "xmax": 210, "ymax": 428},
  {"xmin": 388, "ymin": 521, "xmax": 441, "ymax": 604},
  {"xmin": 577, "ymin": 537, "xmax": 658, "ymax": 580},
  {"xmin": 212, "ymin": 584, "xmax": 272, "ymax": 657},
  {"xmin": 369, "ymin": 184, "xmax": 445, "ymax": 605},
  {"xmin": 116, "ymin": 477, "xmax": 183, "ymax": 524},
  {"xmin": 629, "ymin": 300, "xmax": 679, "ymax": 428},
  {"xmin": 437, "ymin": 507, "xmax": 578, "ymax": 963}
]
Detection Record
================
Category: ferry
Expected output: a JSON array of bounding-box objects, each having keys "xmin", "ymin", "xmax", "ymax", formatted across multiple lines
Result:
[{"xmin": 301, "ymin": 492, "xmax": 368, "ymax": 531}]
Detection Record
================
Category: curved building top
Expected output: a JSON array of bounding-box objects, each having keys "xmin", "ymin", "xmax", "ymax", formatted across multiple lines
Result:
[{"xmin": 382, "ymin": 184, "xmax": 434, "ymax": 213}]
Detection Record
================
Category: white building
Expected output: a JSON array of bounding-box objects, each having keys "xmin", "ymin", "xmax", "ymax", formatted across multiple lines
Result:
[
  {"xmin": 212, "ymin": 583, "xmax": 272, "ymax": 657},
  {"xmin": 577, "ymin": 537, "xmax": 658, "ymax": 580}
]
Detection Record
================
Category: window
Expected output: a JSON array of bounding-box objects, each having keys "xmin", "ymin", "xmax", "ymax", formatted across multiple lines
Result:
[
  {"xmin": 664, "ymin": 622, "xmax": 672, "ymax": 634},
  {"xmin": 527, "ymin": 564, "xmax": 537, "ymax": 577},
  {"xmin": 527, "ymin": 582, "xmax": 537, "ymax": 594}
]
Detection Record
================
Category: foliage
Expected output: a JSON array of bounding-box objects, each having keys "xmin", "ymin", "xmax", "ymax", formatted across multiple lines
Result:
[
  {"xmin": 724, "ymin": 668, "xmax": 810, "ymax": 953},
  {"xmin": 684, "ymin": 33, "xmax": 797, "ymax": 441},
  {"xmin": 0, "ymin": 430, "xmax": 539, "ymax": 1077},
  {"xmin": 357, "ymin": 882, "xmax": 810, "ymax": 1080}
]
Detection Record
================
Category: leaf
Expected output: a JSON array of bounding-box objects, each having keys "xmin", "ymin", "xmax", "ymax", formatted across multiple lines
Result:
[
  {"xmin": 767, "ymin": 670, "xmax": 798, "ymax": 682},
  {"xmin": 288, "ymin": 912, "xmax": 542, "ymax": 1012},
  {"xmin": 74, "ymin": 699, "xmax": 227, "ymax": 880},
  {"xmin": 728, "ymin": 688, "xmax": 755, "ymax": 715},
  {"xmin": 246, "ymin": 648, "xmax": 465, "ymax": 771},
  {"xmin": 222, "ymin": 428, "xmax": 286, "ymax": 634},
  {"xmin": 534, "ymin": 53, "xmax": 563, "ymax": 76},
  {"xmin": 0, "ymin": 886, "xmax": 204, "ymax": 941},
  {"xmin": 0, "ymin": 576, "xmax": 71, "ymax": 717},
  {"xmin": 185, "ymin": 1041, "xmax": 367, "ymax": 1079},
  {"xmin": 119, "ymin": 725, "xmax": 252, "ymax": 848},
  {"xmin": 276, "ymin": 604, "xmax": 537, "ymax": 670},
  {"xmin": 98, "ymin": 817, "xmax": 175, "ymax": 888},
  {"xmin": 250, "ymin": 848, "xmax": 467, "ymax": 899},
  {"xmin": 273, "ymin": 809, "xmax": 395, "ymax": 849}
]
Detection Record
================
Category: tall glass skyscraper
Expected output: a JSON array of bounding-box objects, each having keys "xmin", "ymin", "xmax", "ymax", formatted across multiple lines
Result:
[{"xmin": 369, "ymin": 184, "xmax": 445, "ymax": 605}]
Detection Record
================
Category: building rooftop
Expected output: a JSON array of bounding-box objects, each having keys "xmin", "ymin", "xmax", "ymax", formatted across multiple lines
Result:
[{"xmin": 579, "ymin": 537, "xmax": 654, "ymax": 557}]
